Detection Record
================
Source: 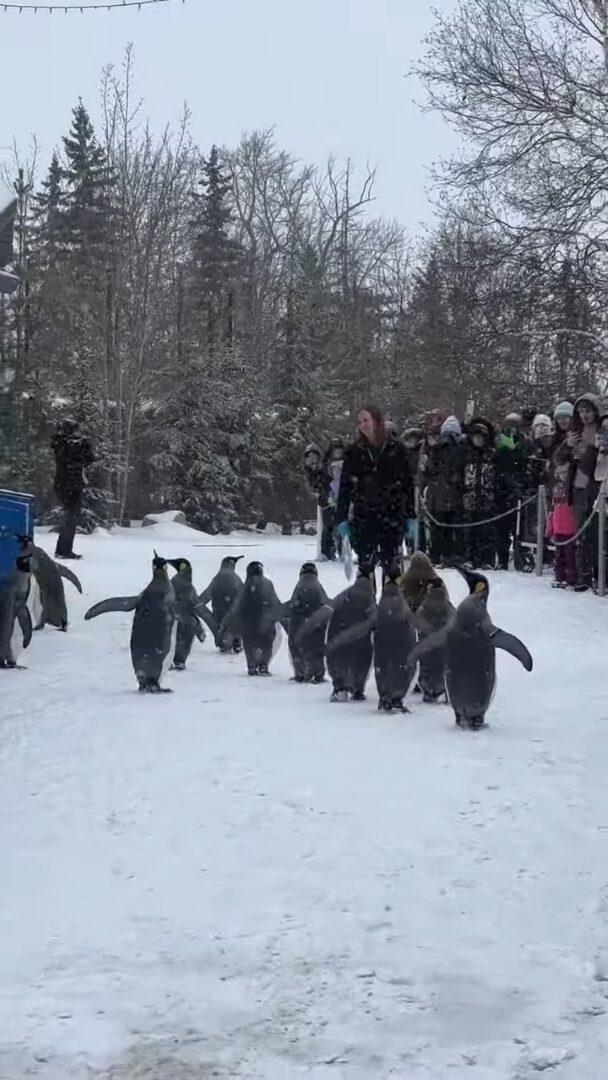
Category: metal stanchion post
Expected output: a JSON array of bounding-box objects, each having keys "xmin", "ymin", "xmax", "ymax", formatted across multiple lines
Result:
[
  {"xmin": 598, "ymin": 487, "xmax": 606, "ymax": 598},
  {"xmin": 316, "ymin": 504, "xmax": 322, "ymax": 561},
  {"xmin": 414, "ymin": 483, "xmax": 420, "ymax": 552},
  {"xmin": 535, "ymin": 486, "xmax": 546, "ymax": 577}
]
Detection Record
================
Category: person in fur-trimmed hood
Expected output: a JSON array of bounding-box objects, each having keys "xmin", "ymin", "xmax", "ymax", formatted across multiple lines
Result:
[
  {"xmin": 463, "ymin": 417, "xmax": 496, "ymax": 569},
  {"xmin": 567, "ymin": 392, "xmax": 601, "ymax": 591}
]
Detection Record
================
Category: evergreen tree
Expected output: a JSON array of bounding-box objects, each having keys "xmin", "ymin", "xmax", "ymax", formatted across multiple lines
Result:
[
  {"xmin": 189, "ymin": 145, "xmax": 241, "ymax": 351},
  {"xmin": 61, "ymin": 101, "xmax": 112, "ymax": 253}
]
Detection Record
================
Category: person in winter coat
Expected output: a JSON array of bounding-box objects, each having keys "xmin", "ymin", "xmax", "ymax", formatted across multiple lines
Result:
[
  {"xmin": 416, "ymin": 415, "xmax": 444, "ymax": 554},
  {"xmin": 494, "ymin": 412, "xmax": 531, "ymax": 570},
  {"xmin": 420, "ymin": 415, "xmax": 466, "ymax": 566},
  {"xmin": 321, "ymin": 437, "xmax": 346, "ymax": 561},
  {"xmin": 51, "ymin": 418, "xmax": 94, "ymax": 559},
  {"xmin": 567, "ymin": 393, "xmax": 600, "ymax": 591},
  {"xmin": 545, "ymin": 444, "xmax": 577, "ymax": 588},
  {"xmin": 336, "ymin": 405, "xmax": 411, "ymax": 573},
  {"xmin": 527, "ymin": 414, "xmax": 554, "ymax": 492},
  {"xmin": 402, "ymin": 426, "xmax": 424, "ymax": 553},
  {"xmin": 463, "ymin": 417, "xmax": 496, "ymax": 569}
]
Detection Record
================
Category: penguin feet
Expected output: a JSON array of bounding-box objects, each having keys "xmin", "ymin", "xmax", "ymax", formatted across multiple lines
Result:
[
  {"xmin": 232, "ymin": 640, "xmax": 243, "ymax": 654},
  {"xmin": 311, "ymin": 673, "xmax": 326, "ymax": 684},
  {"xmin": 59, "ymin": 620, "xmax": 68, "ymax": 633},
  {"xmin": 351, "ymin": 690, "xmax": 366, "ymax": 702},
  {"xmin": 290, "ymin": 674, "xmax": 305, "ymax": 684},
  {"xmin": 378, "ymin": 699, "xmax": 393, "ymax": 713},
  {"xmin": 138, "ymin": 683, "xmax": 172, "ymax": 694},
  {"xmin": 455, "ymin": 714, "xmax": 487, "ymax": 731},
  {"xmin": 0, "ymin": 659, "xmax": 25, "ymax": 670},
  {"xmin": 423, "ymin": 692, "xmax": 441, "ymax": 704},
  {"xmin": 257, "ymin": 665, "xmax": 271, "ymax": 676},
  {"xmin": 170, "ymin": 662, "xmax": 186, "ymax": 672},
  {"xmin": 413, "ymin": 682, "xmax": 422, "ymax": 695},
  {"xmin": 330, "ymin": 689, "xmax": 349, "ymax": 704}
]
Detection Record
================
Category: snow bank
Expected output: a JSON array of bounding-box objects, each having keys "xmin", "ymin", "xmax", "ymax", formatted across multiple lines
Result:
[{"xmin": 141, "ymin": 510, "xmax": 187, "ymax": 527}]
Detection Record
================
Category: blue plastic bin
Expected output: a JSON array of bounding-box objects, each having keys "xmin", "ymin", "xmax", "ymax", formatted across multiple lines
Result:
[{"xmin": 0, "ymin": 489, "xmax": 35, "ymax": 582}]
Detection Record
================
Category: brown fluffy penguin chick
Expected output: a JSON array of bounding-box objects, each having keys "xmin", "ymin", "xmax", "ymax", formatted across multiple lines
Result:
[{"xmin": 399, "ymin": 552, "xmax": 443, "ymax": 613}]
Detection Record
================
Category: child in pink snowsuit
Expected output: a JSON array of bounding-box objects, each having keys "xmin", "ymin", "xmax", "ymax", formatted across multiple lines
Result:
[{"xmin": 546, "ymin": 453, "xmax": 577, "ymax": 588}]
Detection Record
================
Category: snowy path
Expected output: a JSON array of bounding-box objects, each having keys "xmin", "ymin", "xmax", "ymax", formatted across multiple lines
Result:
[{"xmin": 2, "ymin": 523, "xmax": 608, "ymax": 1079}]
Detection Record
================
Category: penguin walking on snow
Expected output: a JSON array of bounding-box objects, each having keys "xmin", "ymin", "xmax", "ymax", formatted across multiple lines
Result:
[
  {"xmin": 410, "ymin": 567, "xmax": 533, "ymax": 730},
  {"xmin": 220, "ymin": 561, "xmax": 283, "ymax": 676},
  {"xmin": 0, "ymin": 541, "xmax": 34, "ymax": 669},
  {"xmin": 414, "ymin": 578, "xmax": 454, "ymax": 704},
  {"xmin": 198, "ymin": 556, "xmax": 244, "ymax": 653},
  {"xmin": 170, "ymin": 558, "xmax": 206, "ymax": 670},
  {"xmin": 324, "ymin": 566, "xmax": 375, "ymax": 703},
  {"xmin": 284, "ymin": 562, "xmax": 329, "ymax": 683},
  {"xmin": 85, "ymin": 553, "xmax": 183, "ymax": 692},
  {"xmin": 374, "ymin": 564, "xmax": 417, "ymax": 712},
  {"xmin": 30, "ymin": 544, "xmax": 82, "ymax": 632}
]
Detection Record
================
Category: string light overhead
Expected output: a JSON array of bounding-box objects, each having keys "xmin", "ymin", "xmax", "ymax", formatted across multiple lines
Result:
[{"xmin": 1, "ymin": 0, "xmax": 181, "ymax": 11}]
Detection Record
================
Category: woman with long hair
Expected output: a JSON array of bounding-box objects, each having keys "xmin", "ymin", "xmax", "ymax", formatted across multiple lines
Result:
[{"xmin": 336, "ymin": 405, "xmax": 411, "ymax": 573}]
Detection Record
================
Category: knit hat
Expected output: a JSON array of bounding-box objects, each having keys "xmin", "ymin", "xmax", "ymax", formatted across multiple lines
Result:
[
  {"xmin": 531, "ymin": 413, "xmax": 553, "ymax": 439},
  {"xmin": 504, "ymin": 412, "xmax": 523, "ymax": 428},
  {"xmin": 440, "ymin": 415, "xmax": 462, "ymax": 438},
  {"xmin": 553, "ymin": 401, "xmax": 574, "ymax": 420}
]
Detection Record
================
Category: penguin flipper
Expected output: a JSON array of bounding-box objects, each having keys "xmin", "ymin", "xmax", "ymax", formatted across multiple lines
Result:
[
  {"xmin": 85, "ymin": 596, "xmax": 139, "ymax": 620},
  {"xmin": 18, "ymin": 605, "xmax": 33, "ymax": 649},
  {"xmin": 195, "ymin": 619, "xmax": 207, "ymax": 643},
  {"xmin": 57, "ymin": 563, "xmax": 83, "ymax": 594},
  {"xmin": 326, "ymin": 614, "xmax": 376, "ymax": 657},
  {"xmin": 193, "ymin": 602, "xmax": 220, "ymax": 638},
  {"xmin": 409, "ymin": 626, "xmax": 450, "ymax": 663},
  {"xmin": 293, "ymin": 603, "xmax": 333, "ymax": 649},
  {"xmin": 198, "ymin": 584, "xmax": 212, "ymax": 605},
  {"xmin": 490, "ymin": 628, "xmax": 533, "ymax": 672}
]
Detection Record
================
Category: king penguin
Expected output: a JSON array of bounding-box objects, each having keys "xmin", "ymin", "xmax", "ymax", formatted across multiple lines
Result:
[
  {"xmin": 374, "ymin": 562, "xmax": 417, "ymax": 713},
  {"xmin": 410, "ymin": 567, "xmax": 533, "ymax": 730},
  {"xmin": 414, "ymin": 578, "xmax": 454, "ymax": 704},
  {"xmin": 220, "ymin": 561, "xmax": 283, "ymax": 676},
  {"xmin": 198, "ymin": 555, "xmax": 244, "ymax": 653},
  {"xmin": 170, "ymin": 557, "xmax": 206, "ymax": 670},
  {"xmin": 0, "ymin": 540, "xmax": 34, "ymax": 669},
  {"xmin": 284, "ymin": 562, "xmax": 329, "ymax": 683},
  {"xmin": 30, "ymin": 544, "xmax": 82, "ymax": 632},
  {"xmin": 325, "ymin": 565, "xmax": 375, "ymax": 703},
  {"xmin": 85, "ymin": 552, "xmax": 183, "ymax": 693}
]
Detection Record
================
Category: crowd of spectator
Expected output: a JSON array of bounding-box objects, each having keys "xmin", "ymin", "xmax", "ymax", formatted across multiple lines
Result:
[{"xmin": 305, "ymin": 395, "xmax": 608, "ymax": 594}]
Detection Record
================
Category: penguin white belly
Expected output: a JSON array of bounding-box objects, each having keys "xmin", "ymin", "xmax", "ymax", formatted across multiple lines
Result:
[
  {"xmin": 162, "ymin": 618, "xmax": 178, "ymax": 678},
  {"xmin": 28, "ymin": 578, "xmax": 43, "ymax": 626},
  {"xmin": 271, "ymin": 622, "xmax": 283, "ymax": 661},
  {"xmin": 10, "ymin": 612, "xmax": 23, "ymax": 662}
]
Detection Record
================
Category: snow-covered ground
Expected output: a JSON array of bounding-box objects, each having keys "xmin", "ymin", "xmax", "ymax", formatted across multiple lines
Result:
[{"xmin": 2, "ymin": 522, "xmax": 608, "ymax": 1079}]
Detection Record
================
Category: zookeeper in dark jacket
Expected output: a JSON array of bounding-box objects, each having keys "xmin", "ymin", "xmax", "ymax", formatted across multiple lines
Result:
[
  {"xmin": 51, "ymin": 418, "xmax": 94, "ymax": 560},
  {"xmin": 336, "ymin": 405, "xmax": 411, "ymax": 574}
]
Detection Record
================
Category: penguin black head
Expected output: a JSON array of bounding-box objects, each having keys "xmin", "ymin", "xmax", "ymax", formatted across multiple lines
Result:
[
  {"xmin": 170, "ymin": 558, "xmax": 191, "ymax": 573},
  {"xmin": 16, "ymin": 553, "xmax": 32, "ymax": 572},
  {"xmin": 152, "ymin": 551, "xmax": 169, "ymax": 575},
  {"xmin": 455, "ymin": 565, "xmax": 489, "ymax": 598},
  {"xmin": 300, "ymin": 562, "xmax": 318, "ymax": 576},
  {"xmin": 246, "ymin": 561, "xmax": 264, "ymax": 578},
  {"xmin": 357, "ymin": 562, "xmax": 375, "ymax": 580},
  {"xmin": 221, "ymin": 555, "xmax": 244, "ymax": 569},
  {"xmin": 384, "ymin": 560, "xmax": 402, "ymax": 585}
]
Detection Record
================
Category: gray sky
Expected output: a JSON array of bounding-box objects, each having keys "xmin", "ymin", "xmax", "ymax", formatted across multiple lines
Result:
[{"xmin": 1, "ymin": 0, "xmax": 457, "ymax": 229}]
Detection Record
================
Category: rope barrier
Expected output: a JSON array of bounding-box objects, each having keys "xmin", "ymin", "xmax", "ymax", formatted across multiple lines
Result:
[
  {"xmin": 1, "ymin": 0, "xmax": 174, "ymax": 11},
  {"xmin": 420, "ymin": 490, "xmax": 537, "ymax": 530}
]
